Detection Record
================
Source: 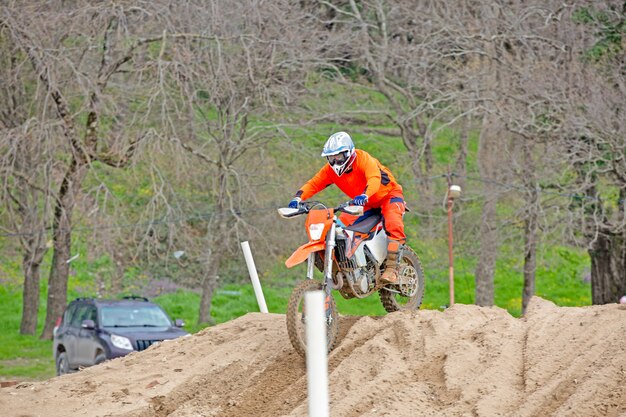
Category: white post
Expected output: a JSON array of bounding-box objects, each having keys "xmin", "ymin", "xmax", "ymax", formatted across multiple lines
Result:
[
  {"xmin": 305, "ymin": 291, "xmax": 329, "ymax": 417},
  {"xmin": 241, "ymin": 241, "xmax": 268, "ymax": 313}
]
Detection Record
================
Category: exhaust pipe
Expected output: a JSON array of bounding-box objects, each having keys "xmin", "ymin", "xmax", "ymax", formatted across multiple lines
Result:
[{"xmin": 330, "ymin": 272, "xmax": 343, "ymax": 290}]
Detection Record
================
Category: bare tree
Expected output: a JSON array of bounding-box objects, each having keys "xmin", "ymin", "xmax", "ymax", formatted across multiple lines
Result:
[
  {"xmin": 0, "ymin": 130, "xmax": 53, "ymax": 334},
  {"xmin": 0, "ymin": 58, "xmax": 51, "ymax": 334},
  {"xmin": 474, "ymin": 114, "xmax": 504, "ymax": 306},
  {"xmin": 489, "ymin": 1, "xmax": 625, "ymax": 304},
  {"xmin": 563, "ymin": 68, "xmax": 625, "ymax": 303},
  {"xmin": 154, "ymin": 1, "xmax": 311, "ymax": 324},
  {"xmin": 1, "ymin": 2, "xmax": 205, "ymax": 338},
  {"xmin": 2, "ymin": 0, "xmax": 622, "ymax": 332},
  {"xmin": 0, "ymin": 26, "xmax": 54, "ymax": 334},
  {"xmin": 307, "ymin": 0, "xmax": 559, "ymax": 307},
  {"xmin": 304, "ymin": 1, "xmax": 480, "ymax": 199},
  {"xmin": 459, "ymin": 1, "xmax": 511, "ymax": 307},
  {"xmin": 561, "ymin": 4, "xmax": 625, "ymax": 303}
]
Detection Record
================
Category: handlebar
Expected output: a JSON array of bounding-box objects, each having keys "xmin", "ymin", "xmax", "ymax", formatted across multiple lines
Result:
[
  {"xmin": 299, "ymin": 200, "xmax": 359, "ymax": 213},
  {"xmin": 277, "ymin": 200, "xmax": 364, "ymax": 218}
]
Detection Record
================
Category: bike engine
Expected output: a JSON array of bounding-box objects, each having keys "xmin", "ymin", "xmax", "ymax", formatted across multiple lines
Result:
[
  {"xmin": 335, "ymin": 236, "xmax": 378, "ymax": 296},
  {"xmin": 353, "ymin": 268, "xmax": 369, "ymax": 293},
  {"xmin": 353, "ymin": 257, "xmax": 378, "ymax": 294},
  {"xmin": 335, "ymin": 235, "xmax": 357, "ymax": 271}
]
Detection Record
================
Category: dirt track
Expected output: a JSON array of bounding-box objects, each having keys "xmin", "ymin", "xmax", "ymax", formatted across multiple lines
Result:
[{"xmin": 1, "ymin": 297, "xmax": 625, "ymax": 417}]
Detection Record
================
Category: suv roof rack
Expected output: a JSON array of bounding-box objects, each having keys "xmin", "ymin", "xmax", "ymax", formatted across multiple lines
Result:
[{"xmin": 121, "ymin": 295, "xmax": 149, "ymax": 302}]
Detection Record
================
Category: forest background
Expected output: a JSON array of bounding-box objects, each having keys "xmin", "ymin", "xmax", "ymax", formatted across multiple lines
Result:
[{"xmin": 0, "ymin": 1, "xmax": 624, "ymax": 378}]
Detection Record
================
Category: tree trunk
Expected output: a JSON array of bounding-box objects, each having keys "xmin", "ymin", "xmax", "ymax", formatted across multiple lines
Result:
[
  {"xmin": 197, "ymin": 164, "xmax": 231, "ymax": 324},
  {"xmin": 10, "ymin": 137, "xmax": 50, "ymax": 334},
  {"xmin": 589, "ymin": 229, "xmax": 626, "ymax": 304},
  {"xmin": 40, "ymin": 160, "xmax": 86, "ymax": 339},
  {"xmin": 16, "ymin": 191, "xmax": 49, "ymax": 334},
  {"xmin": 20, "ymin": 246, "xmax": 46, "ymax": 334},
  {"xmin": 421, "ymin": 137, "xmax": 434, "ymax": 207},
  {"xmin": 424, "ymin": 137, "xmax": 433, "ymax": 179},
  {"xmin": 454, "ymin": 120, "xmax": 469, "ymax": 191},
  {"xmin": 521, "ymin": 143, "xmax": 538, "ymax": 315},
  {"xmin": 198, "ymin": 259, "xmax": 220, "ymax": 325},
  {"xmin": 475, "ymin": 196, "xmax": 497, "ymax": 306},
  {"xmin": 474, "ymin": 114, "xmax": 502, "ymax": 306},
  {"xmin": 399, "ymin": 122, "xmax": 435, "ymax": 203},
  {"xmin": 42, "ymin": 229, "xmax": 71, "ymax": 339},
  {"xmin": 577, "ymin": 183, "xmax": 625, "ymax": 305},
  {"xmin": 522, "ymin": 203, "xmax": 538, "ymax": 314},
  {"xmin": 399, "ymin": 127, "xmax": 424, "ymax": 187}
]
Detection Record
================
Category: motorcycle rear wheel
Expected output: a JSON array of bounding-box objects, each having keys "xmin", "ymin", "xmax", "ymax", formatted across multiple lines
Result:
[
  {"xmin": 379, "ymin": 246, "xmax": 425, "ymax": 312},
  {"xmin": 286, "ymin": 279, "xmax": 339, "ymax": 357}
]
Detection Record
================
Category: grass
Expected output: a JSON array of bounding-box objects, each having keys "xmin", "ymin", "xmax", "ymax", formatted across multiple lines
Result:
[{"xmin": 0, "ymin": 284, "xmax": 53, "ymax": 380}]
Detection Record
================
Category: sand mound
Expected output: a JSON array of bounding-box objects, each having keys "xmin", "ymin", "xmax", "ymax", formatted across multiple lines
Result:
[{"xmin": 1, "ymin": 297, "xmax": 625, "ymax": 417}]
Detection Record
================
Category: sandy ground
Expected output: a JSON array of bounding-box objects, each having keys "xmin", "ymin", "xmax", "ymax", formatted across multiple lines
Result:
[{"xmin": 1, "ymin": 296, "xmax": 625, "ymax": 417}]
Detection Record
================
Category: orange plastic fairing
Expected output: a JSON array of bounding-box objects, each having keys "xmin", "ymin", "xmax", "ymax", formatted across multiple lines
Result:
[
  {"xmin": 285, "ymin": 208, "xmax": 334, "ymax": 268},
  {"xmin": 305, "ymin": 209, "xmax": 334, "ymax": 242},
  {"xmin": 285, "ymin": 241, "xmax": 326, "ymax": 268}
]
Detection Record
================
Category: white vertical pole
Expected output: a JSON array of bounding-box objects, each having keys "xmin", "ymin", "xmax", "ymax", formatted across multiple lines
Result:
[
  {"xmin": 241, "ymin": 241, "xmax": 268, "ymax": 313},
  {"xmin": 305, "ymin": 291, "xmax": 329, "ymax": 417}
]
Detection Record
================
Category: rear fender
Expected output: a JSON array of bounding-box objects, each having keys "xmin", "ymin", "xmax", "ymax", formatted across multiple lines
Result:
[{"xmin": 285, "ymin": 241, "xmax": 326, "ymax": 268}]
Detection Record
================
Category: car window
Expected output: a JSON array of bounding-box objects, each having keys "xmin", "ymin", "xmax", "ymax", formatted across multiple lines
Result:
[
  {"xmin": 100, "ymin": 305, "xmax": 172, "ymax": 327},
  {"xmin": 64, "ymin": 304, "xmax": 77, "ymax": 326},
  {"xmin": 69, "ymin": 305, "xmax": 88, "ymax": 327},
  {"xmin": 85, "ymin": 306, "xmax": 97, "ymax": 325},
  {"xmin": 69, "ymin": 305, "xmax": 97, "ymax": 327}
]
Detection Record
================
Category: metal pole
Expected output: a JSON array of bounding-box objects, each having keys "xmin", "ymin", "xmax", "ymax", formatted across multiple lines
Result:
[{"xmin": 445, "ymin": 170, "xmax": 461, "ymax": 307}]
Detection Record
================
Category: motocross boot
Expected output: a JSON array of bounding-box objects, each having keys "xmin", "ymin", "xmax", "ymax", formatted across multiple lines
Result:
[{"xmin": 380, "ymin": 250, "xmax": 400, "ymax": 285}]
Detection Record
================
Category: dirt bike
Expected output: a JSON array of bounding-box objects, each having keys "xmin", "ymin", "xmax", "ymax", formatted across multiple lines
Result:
[{"xmin": 278, "ymin": 200, "xmax": 425, "ymax": 357}]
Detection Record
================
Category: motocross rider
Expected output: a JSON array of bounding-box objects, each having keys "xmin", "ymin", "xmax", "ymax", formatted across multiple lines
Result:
[{"xmin": 288, "ymin": 131, "xmax": 407, "ymax": 285}]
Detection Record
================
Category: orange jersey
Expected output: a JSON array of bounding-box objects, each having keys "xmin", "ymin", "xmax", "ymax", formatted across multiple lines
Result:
[{"xmin": 297, "ymin": 149, "xmax": 403, "ymax": 206}]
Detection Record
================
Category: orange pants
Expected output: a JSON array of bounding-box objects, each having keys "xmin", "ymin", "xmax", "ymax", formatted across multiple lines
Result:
[
  {"xmin": 340, "ymin": 194, "xmax": 406, "ymax": 249},
  {"xmin": 379, "ymin": 195, "xmax": 406, "ymax": 246}
]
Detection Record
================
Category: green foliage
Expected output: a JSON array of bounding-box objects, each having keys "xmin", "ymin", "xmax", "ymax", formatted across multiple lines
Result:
[
  {"xmin": 319, "ymin": 62, "xmax": 370, "ymax": 82},
  {"xmin": 572, "ymin": 6, "xmax": 625, "ymax": 62},
  {"xmin": 535, "ymin": 246, "xmax": 591, "ymax": 306}
]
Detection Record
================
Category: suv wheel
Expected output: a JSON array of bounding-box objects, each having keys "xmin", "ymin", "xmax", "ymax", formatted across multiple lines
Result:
[
  {"xmin": 56, "ymin": 352, "xmax": 70, "ymax": 376},
  {"xmin": 95, "ymin": 352, "xmax": 106, "ymax": 365}
]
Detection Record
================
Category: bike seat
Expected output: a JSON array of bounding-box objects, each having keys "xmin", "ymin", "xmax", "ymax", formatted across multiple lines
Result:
[{"xmin": 345, "ymin": 210, "xmax": 383, "ymax": 233}]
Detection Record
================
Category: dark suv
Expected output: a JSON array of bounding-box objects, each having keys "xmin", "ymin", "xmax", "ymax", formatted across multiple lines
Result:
[{"xmin": 53, "ymin": 296, "xmax": 189, "ymax": 376}]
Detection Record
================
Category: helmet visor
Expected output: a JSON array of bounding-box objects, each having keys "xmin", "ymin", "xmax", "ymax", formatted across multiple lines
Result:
[{"xmin": 326, "ymin": 151, "xmax": 349, "ymax": 166}]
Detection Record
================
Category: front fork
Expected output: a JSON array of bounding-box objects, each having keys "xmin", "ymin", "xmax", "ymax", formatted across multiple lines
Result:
[
  {"xmin": 323, "ymin": 225, "xmax": 336, "ymax": 284},
  {"xmin": 305, "ymin": 224, "xmax": 336, "ymax": 282},
  {"xmin": 306, "ymin": 252, "xmax": 315, "ymax": 280},
  {"xmin": 323, "ymin": 226, "xmax": 336, "ymax": 320},
  {"xmin": 305, "ymin": 226, "xmax": 336, "ymax": 321}
]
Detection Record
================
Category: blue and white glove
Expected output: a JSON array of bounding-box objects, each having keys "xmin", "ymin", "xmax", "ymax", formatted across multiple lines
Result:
[
  {"xmin": 288, "ymin": 197, "xmax": 302, "ymax": 209},
  {"xmin": 352, "ymin": 194, "xmax": 368, "ymax": 206}
]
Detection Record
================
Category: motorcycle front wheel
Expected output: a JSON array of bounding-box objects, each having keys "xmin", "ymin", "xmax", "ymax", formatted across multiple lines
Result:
[
  {"xmin": 286, "ymin": 279, "xmax": 339, "ymax": 357},
  {"xmin": 379, "ymin": 246, "xmax": 425, "ymax": 312}
]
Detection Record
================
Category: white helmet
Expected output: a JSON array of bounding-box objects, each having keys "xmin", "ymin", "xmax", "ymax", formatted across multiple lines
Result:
[{"xmin": 321, "ymin": 132, "xmax": 356, "ymax": 176}]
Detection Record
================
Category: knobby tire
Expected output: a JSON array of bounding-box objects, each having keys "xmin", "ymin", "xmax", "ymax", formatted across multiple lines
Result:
[
  {"xmin": 379, "ymin": 246, "xmax": 425, "ymax": 312},
  {"xmin": 286, "ymin": 279, "xmax": 339, "ymax": 357}
]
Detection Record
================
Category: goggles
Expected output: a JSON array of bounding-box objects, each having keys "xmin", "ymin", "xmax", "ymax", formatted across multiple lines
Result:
[{"xmin": 326, "ymin": 151, "xmax": 349, "ymax": 166}]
